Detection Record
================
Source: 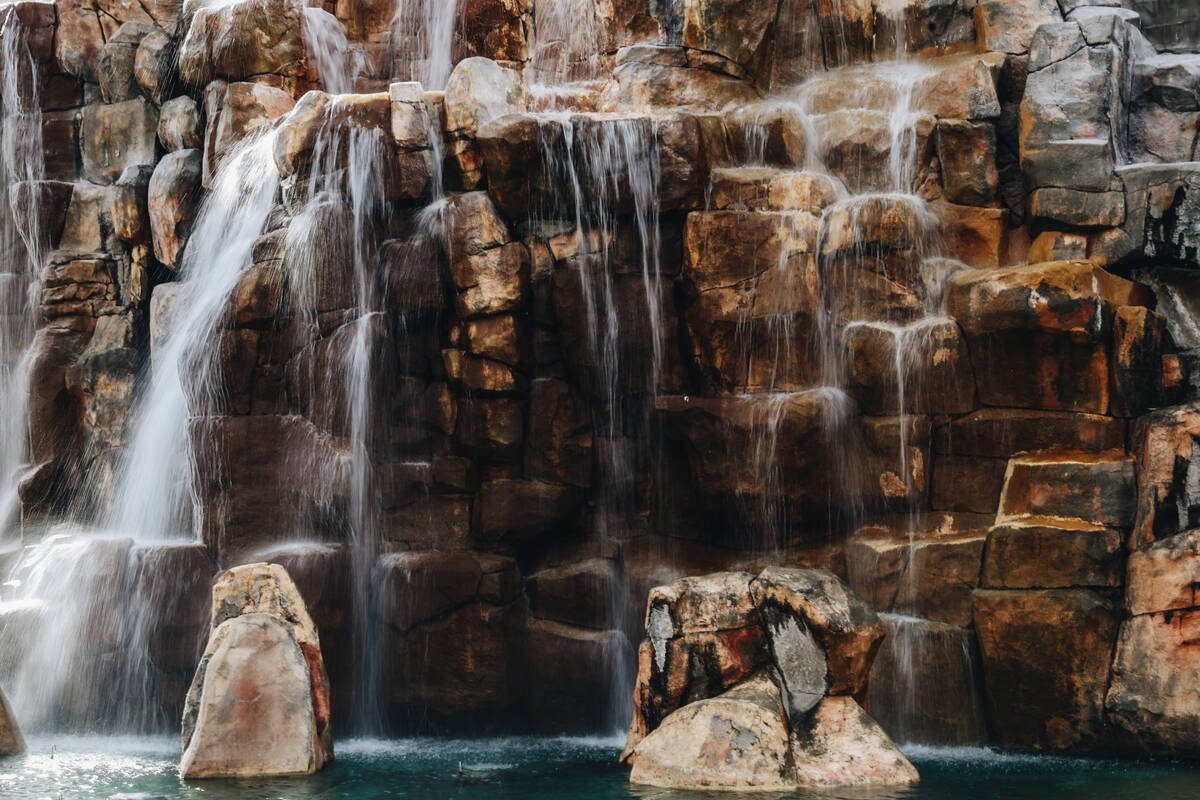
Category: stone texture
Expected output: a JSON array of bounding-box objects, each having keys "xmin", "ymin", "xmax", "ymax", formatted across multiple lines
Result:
[
  {"xmin": 147, "ymin": 149, "xmax": 202, "ymax": 269},
  {"xmin": 179, "ymin": 0, "xmax": 305, "ymax": 87},
  {"xmin": 628, "ymin": 672, "xmax": 795, "ymax": 790},
  {"xmin": 181, "ymin": 563, "xmax": 331, "ymax": 779},
  {"xmin": 750, "ymin": 567, "xmax": 884, "ymax": 699},
  {"xmin": 973, "ymin": 588, "xmax": 1120, "ymax": 751},
  {"xmin": 790, "ymin": 696, "xmax": 919, "ymax": 787},
  {"xmin": 79, "ymin": 99, "xmax": 159, "ymax": 185}
]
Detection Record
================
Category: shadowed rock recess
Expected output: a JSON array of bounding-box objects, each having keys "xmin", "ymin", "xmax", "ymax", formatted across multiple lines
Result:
[{"xmin": 0, "ymin": 0, "xmax": 1196, "ymax": 776}]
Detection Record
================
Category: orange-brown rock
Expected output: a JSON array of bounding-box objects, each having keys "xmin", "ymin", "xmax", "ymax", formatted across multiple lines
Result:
[
  {"xmin": 972, "ymin": 588, "xmax": 1119, "ymax": 751},
  {"xmin": 1129, "ymin": 405, "xmax": 1200, "ymax": 549}
]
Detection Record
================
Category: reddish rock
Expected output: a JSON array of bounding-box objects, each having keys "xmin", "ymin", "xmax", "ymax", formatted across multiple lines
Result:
[
  {"xmin": 1130, "ymin": 405, "xmax": 1200, "ymax": 549},
  {"xmin": 982, "ymin": 521, "xmax": 1125, "ymax": 589},
  {"xmin": 998, "ymin": 454, "xmax": 1137, "ymax": 528},
  {"xmin": 972, "ymin": 588, "xmax": 1119, "ymax": 751}
]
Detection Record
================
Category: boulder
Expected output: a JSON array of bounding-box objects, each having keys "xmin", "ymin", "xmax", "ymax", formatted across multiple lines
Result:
[
  {"xmin": 627, "ymin": 672, "xmax": 795, "ymax": 791},
  {"xmin": 790, "ymin": 696, "xmax": 919, "ymax": 787},
  {"xmin": 148, "ymin": 149, "xmax": 202, "ymax": 269},
  {"xmin": 0, "ymin": 686, "xmax": 24, "ymax": 755},
  {"xmin": 134, "ymin": 30, "xmax": 175, "ymax": 103},
  {"xmin": 1107, "ymin": 529, "xmax": 1200, "ymax": 756},
  {"xmin": 181, "ymin": 563, "xmax": 332, "ymax": 778},
  {"xmin": 98, "ymin": 22, "xmax": 155, "ymax": 103},
  {"xmin": 443, "ymin": 57, "xmax": 527, "ymax": 140},
  {"xmin": 180, "ymin": 614, "xmax": 330, "ymax": 778},
  {"xmin": 624, "ymin": 572, "xmax": 767, "ymax": 754},
  {"xmin": 1130, "ymin": 404, "xmax": 1200, "ymax": 549},
  {"xmin": 178, "ymin": 0, "xmax": 305, "ymax": 87},
  {"xmin": 1107, "ymin": 608, "xmax": 1200, "ymax": 757},
  {"xmin": 982, "ymin": 521, "xmax": 1125, "ymax": 589},
  {"xmin": 750, "ymin": 567, "xmax": 885, "ymax": 699},
  {"xmin": 974, "ymin": 0, "xmax": 1064, "ymax": 54},
  {"xmin": 159, "ymin": 96, "xmax": 203, "ymax": 152},
  {"xmin": 79, "ymin": 98, "xmax": 160, "ymax": 185}
]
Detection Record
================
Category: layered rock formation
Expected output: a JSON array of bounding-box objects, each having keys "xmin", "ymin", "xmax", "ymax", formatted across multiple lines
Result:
[
  {"xmin": 0, "ymin": 0, "xmax": 1196, "ymax": 763},
  {"xmin": 622, "ymin": 568, "xmax": 918, "ymax": 790},
  {"xmin": 180, "ymin": 563, "xmax": 333, "ymax": 779}
]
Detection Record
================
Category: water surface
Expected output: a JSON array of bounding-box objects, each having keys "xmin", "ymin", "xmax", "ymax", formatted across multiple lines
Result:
[{"xmin": 3, "ymin": 736, "xmax": 1200, "ymax": 800}]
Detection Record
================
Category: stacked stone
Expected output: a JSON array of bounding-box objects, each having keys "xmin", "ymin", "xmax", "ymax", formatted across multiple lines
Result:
[{"xmin": 5, "ymin": 0, "xmax": 1200, "ymax": 757}]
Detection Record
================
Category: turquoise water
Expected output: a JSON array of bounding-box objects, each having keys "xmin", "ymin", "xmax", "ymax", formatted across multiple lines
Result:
[{"xmin": 3, "ymin": 736, "xmax": 1200, "ymax": 799}]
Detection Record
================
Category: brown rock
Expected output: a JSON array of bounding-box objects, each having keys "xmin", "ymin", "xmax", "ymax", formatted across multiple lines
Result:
[
  {"xmin": 998, "ymin": 453, "xmax": 1136, "ymax": 528},
  {"xmin": 869, "ymin": 617, "xmax": 988, "ymax": 746},
  {"xmin": 472, "ymin": 478, "xmax": 581, "ymax": 553},
  {"xmin": 179, "ymin": 0, "xmax": 305, "ymax": 87},
  {"xmin": 982, "ymin": 521, "xmax": 1125, "ymax": 589},
  {"xmin": 1111, "ymin": 305, "xmax": 1167, "ymax": 418},
  {"xmin": 750, "ymin": 567, "xmax": 884, "ymax": 699},
  {"xmin": 79, "ymin": 99, "xmax": 160, "ymax": 185},
  {"xmin": 374, "ymin": 551, "xmax": 485, "ymax": 631},
  {"xmin": 148, "ymin": 149, "xmax": 202, "ymax": 269},
  {"xmin": 1107, "ymin": 608, "xmax": 1200, "ymax": 757},
  {"xmin": 972, "ymin": 588, "xmax": 1119, "ymax": 751},
  {"xmin": 1125, "ymin": 529, "xmax": 1200, "ymax": 616},
  {"xmin": 1130, "ymin": 405, "xmax": 1200, "ymax": 549},
  {"xmin": 528, "ymin": 558, "xmax": 616, "ymax": 629},
  {"xmin": 0, "ymin": 686, "xmax": 23, "ymax": 755},
  {"xmin": 937, "ymin": 120, "xmax": 999, "ymax": 206},
  {"xmin": 628, "ymin": 673, "xmax": 795, "ymax": 791}
]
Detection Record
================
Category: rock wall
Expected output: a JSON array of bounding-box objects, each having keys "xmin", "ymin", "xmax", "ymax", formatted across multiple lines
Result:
[{"xmin": 0, "ymin": 0, "xmax": 1199, "ymax": 755}]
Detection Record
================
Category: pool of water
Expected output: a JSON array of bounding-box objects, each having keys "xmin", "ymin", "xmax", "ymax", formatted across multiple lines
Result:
[{"xmin": 3, "ymin": 736, "xmax": 1200, "ymax": 800}]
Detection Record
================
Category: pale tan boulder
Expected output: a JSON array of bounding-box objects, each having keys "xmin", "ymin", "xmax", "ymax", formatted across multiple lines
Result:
[
  {"xmin": 790, "ymin": 697, "xmax": 920, "ymax": 787},
  {"xmin": 180, "ymin": 613, "xmax": 328, "ymax": 778},
  {"xmin": 181, "ymin": 563, "xmax": 332, "ymax": 778},
  {"xmin": 628, "ymin": 673, "xmax": 795, "ymax": 790}
]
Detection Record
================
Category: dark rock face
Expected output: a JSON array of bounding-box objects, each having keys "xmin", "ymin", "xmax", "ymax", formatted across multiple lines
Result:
[{"xmin": 7, "ymin": 0, "xmax": 1200, "ymax": 763}]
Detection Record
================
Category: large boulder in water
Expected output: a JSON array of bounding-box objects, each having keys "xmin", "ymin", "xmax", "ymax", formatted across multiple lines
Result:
[
  {"xmin": 180, "ymin": 563, "xmax": 332, "ymax": 779},
  {"xmin": 624, "ymin": 567, "xmax": 915, "ymax": 790},
  {"xmin": 628, "ymin": 672, "xmax": 795, "ymax": 790},
  {"xmin": 0, "ymin": 686, "xmax": 25, "ymax": 755}
]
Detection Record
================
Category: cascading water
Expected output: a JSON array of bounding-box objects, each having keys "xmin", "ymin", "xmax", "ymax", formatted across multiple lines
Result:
[
  {"xmin": 527, "ymin": 115, "xmax": 667, "ymax": 732},
  {"xmin": 0, "ymin": 7, "xmax": 44, "ymax": 534},
  {"xmin": 720, "ymin": 47, "xmax": 984, "ymax": 745},
  {"xmin": 392, "ymin": 0, "xmax": 458, "ymax": 90},
  {"xmin": 0, "ymin": 133, "xmax": 282, "ymax": 733},
  {"xmin": 280, "ymin": 104, "xmax": 396, "ymax": 733}
]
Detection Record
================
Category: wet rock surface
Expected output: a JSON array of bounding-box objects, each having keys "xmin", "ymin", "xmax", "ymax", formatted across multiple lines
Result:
[
  {"xmin": 623, "ymin": 568, "xmax": 915, "ymax": 790},
  {"xmin": 180, "ymin": 563, "xmax": 332, "ymax": 779},
  {"xmin": 3, "ymin": 0, "xmax": 1200, "ymax": 770}
]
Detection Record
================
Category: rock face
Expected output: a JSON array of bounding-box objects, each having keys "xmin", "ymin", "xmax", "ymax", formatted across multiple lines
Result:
[
  {"xmin": 624, "ymin": 569, "xmax": 916, "ymax": 790},
  {"xmin": 8, "ymin": 0, "xmax": 1200, "ymax": 763},
  {"xmin": 180, "ymin": 563, "xmax": 332, "ymax": 779}
]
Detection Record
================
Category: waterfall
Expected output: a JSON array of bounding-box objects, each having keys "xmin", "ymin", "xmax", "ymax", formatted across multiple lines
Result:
[
  {"xmin": 0, "ymin": 7, "xmax": 44, "ymax": 535},
  {"xmin": 0, "ymin": 133, "xmax": 281, "ymax": 733},
  {"xmin": 392, "ymin": 0, "xmax": 459, "ymax": 90},
  {"xmin": 280, "ymin": 104, "xmax": 395, "ymax": 733},
  {"xmin": 304, "ymin": 8, "xmax": 366, "ymax": 94},
  {"xmin": 107, "ymin": 133, "xmax": 281, "ymax": 542},
  {"xmin": 529, "ymin": 115, "xmax": 666, "ymax": 732}
]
